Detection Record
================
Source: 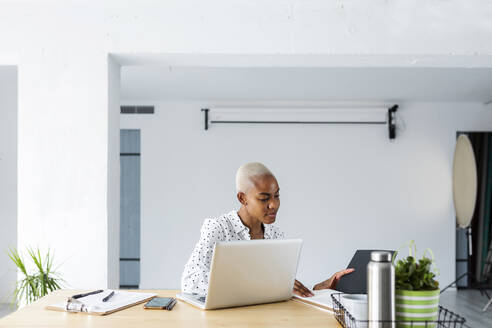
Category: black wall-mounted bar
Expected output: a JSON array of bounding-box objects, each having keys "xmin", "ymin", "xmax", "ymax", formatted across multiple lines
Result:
[
  {"xmin": 201, "ymin": 108, "xmax": 209, "ymax": 130},
  {"xmin": 210, "ymin": 121, "xmax": 386, "ymax": 125},
  {"xmin": 201, "ymin": 105, "xmax": 399, "ymax": 139},
  {"xmin": 388, "ymin": 104, "xmax": 398, "ymax": 140}
]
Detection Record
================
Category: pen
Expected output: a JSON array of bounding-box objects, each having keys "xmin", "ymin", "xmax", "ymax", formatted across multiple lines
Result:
[
  {"xmin": 102, "ymin": 291, "xmax": 115, "ymax": 302},
  {"xmin": 71, "ymin": 290, "xmax": 104, "ymax": 300}
]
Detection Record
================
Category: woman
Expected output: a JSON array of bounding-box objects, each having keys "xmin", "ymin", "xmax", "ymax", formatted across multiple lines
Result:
[{"xmin": 181, "ymin": 162, "xmax": 353, "ymax": 297}]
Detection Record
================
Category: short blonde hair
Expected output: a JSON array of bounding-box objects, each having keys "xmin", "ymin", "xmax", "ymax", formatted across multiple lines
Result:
[{"xmin": 236, "ymin": 162, "xmax": 275, "ymax": 193}]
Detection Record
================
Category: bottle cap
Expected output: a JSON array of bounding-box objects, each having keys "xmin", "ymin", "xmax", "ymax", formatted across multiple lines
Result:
[{"xmin": 370, "ymin": 251, "xmax": 392, "ymax": 262}]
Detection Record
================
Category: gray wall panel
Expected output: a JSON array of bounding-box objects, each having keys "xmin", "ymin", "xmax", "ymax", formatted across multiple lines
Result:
[{"xmin": 120, "ymin": 129, "xmax": 141, "ymax": 287}]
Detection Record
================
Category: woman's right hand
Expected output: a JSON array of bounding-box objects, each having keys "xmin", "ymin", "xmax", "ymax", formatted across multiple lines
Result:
[{"xmin": 293, "ymin": 279, "xmax": 314, "ymax": 297}]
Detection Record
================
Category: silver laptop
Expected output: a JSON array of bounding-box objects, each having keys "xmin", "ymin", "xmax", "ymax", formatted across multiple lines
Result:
[{"xmin": 176, "ymin": 239, "xmax": 303, "ymax": 310}]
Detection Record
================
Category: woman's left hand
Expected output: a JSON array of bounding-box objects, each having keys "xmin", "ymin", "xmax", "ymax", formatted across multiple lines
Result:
[{"xmin": 313, "ymin": 268, "xmax": 355, "ymax": 290}]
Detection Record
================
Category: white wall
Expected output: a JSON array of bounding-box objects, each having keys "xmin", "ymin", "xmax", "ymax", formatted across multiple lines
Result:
[
  {"xmin": 120, "ymin": 101, "xmax": 492, "ymax": 289},
  {"xmin": 0, "ymin": 0, "xmax": 491, "ymax": 289},
  {"xmin": 0, "ymin": 66, "xmax": 17, "ymax": 301}
]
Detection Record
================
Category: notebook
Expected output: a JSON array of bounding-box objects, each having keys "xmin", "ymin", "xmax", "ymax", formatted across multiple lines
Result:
[
  {"xmin": 46, "ymin": 290, "xmax": 157, "ymax": 315},
  {"xmin": 293, "ymin": 289, "xmax": 337, "ymax": 312}
]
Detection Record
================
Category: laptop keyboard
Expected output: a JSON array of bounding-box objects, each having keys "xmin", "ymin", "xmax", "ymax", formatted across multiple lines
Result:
[{"xmin": 188, "ymin": 293, "xmax": 207, "ymax": 303}]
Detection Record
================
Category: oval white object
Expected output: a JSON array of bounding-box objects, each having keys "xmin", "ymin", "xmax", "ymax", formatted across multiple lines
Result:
[{"xmin": 453, "ymin": 134, "xmax": 478, "ymax": 228}]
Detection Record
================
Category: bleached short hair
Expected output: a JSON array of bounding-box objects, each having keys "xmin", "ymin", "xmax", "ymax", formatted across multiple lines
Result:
[{"xmin": 236, "ymin": 162, "xmax": 275, "ymax": 193}]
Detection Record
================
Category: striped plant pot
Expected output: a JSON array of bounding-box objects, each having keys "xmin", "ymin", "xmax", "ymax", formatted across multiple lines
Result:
[{"xmin": 395, "ymin": 289, "xmax": 440, "ymax": 328}]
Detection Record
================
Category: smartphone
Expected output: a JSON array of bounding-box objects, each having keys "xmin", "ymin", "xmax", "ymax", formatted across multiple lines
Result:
[{"xmin": 144, "ymin": 297, "xmax": 176, "ymax": 310}]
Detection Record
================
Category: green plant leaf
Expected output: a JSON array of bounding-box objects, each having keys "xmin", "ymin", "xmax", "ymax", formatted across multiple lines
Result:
[
  {"xmin": 394, "ymin": 241, "xmax": 439, "ymax": 291},
  {"xmin": 8, "ymin": 247, "xmax": 63, "ymax": 305}
]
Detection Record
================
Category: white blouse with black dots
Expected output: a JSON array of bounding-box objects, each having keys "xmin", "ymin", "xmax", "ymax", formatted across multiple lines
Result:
[{"xmin": 181, "ymin": 210, "xmax": 285, "ymax": 295}]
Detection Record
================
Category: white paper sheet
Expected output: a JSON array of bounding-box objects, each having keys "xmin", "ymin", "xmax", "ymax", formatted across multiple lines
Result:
[{"xmin": 293, "ymin": 289, "xmax": 338, "ymax": 310}]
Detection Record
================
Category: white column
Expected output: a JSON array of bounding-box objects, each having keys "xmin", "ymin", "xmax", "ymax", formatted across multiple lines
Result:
[{"xmin": 17, "ymin": 54, "xmax": 112, "ymax": 289}]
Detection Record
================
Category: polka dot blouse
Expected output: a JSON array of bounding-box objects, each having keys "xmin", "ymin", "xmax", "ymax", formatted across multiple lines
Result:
[{"xmin": 181, "ymin": 210, "xmax": 285, "ymax": 295}]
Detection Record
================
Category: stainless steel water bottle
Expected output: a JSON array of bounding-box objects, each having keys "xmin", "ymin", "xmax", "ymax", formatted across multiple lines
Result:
[{"xmin": 367, "ymin": 251, "xmax": 395, "ymax": 328}]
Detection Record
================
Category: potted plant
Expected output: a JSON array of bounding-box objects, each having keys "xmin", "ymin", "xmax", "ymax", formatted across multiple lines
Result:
[
  {"xmin": 393, "ymin": 241, "xmax": 440, "ymax": 327},
  {"xmin": 7, "ymin": 247, "xmax": 63, "ymax": 306}
]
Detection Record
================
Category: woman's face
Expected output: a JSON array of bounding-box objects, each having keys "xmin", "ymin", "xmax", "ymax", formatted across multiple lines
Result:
[{"xmin": 243, "ymin": 174, "xmax": 280, "ymax": 225}]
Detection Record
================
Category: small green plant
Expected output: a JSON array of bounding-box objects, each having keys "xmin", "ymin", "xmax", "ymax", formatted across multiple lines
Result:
[
  {"xmin": 7, "ymin": 247, "xmax": 63, "ymax": 305},
  {"xmin": 393, "ymin": 241, "xmax": 439, "ymax": 291}
]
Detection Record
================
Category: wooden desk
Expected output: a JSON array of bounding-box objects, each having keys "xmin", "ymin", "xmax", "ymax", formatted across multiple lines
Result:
[{"xmin": 0, "ymin": 290, "xmax": 340, "ymax": 327}]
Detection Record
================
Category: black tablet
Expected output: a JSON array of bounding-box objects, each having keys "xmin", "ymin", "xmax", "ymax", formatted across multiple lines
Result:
[{"xmin": 335, "ymin": 249, "xmax": 395, "ymax": 294}]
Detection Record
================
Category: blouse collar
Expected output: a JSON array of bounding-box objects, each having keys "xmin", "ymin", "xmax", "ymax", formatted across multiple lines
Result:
[{"xmin": 229, "ymin": 210, "xmax": 274, "ymax": 239}]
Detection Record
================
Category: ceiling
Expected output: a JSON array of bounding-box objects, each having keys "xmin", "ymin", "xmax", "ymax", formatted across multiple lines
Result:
[{"xmin": 120, "ymin": 66, "xmax": 492, "ymax": 103}]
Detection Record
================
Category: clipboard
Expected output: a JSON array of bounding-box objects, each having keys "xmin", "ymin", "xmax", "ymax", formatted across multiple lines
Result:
[{"xmin": 46, "ymin": 290, "xmax": 157, "ymax": 316}]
